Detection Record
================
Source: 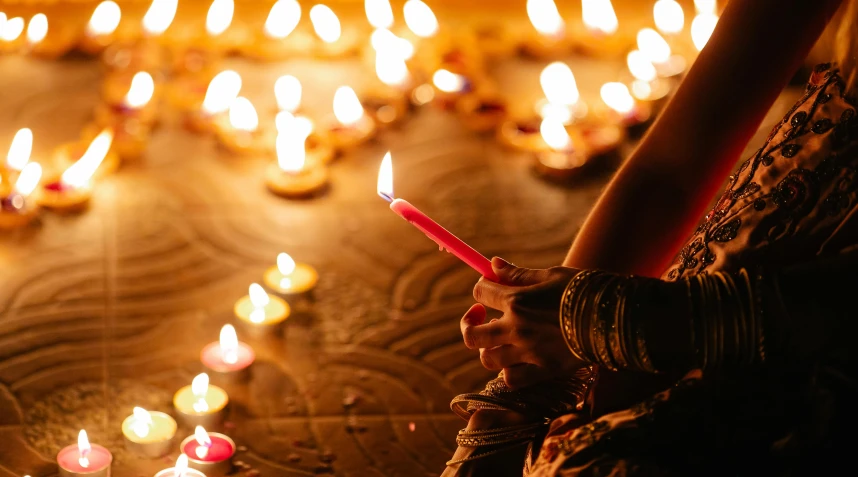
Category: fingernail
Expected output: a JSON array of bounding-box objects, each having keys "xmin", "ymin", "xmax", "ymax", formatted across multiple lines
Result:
[{"xmin": 492, "ymin": 257, "xmax": 509, "ymax": 269}]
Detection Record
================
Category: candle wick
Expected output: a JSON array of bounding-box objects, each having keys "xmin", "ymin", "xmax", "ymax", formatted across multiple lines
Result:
[{"xmin": 378, "ymin": 191, "xmax": 394, "ymax": 203}]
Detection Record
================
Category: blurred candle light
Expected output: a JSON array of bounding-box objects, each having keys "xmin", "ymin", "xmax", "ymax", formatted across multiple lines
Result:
[
  {"xmin": 61, "ymin": 129, "xmax": 113, "ymax": 189},
  {"xmin": 627, "ymin": 50, "xmax": 657, "ymax": 82},
  {"xmin": 691, "ymin": 0, "xmax": 718, "ymax": 51},
  {"xmin": 248, "ymin": 283, "xmax": 270, "ymax": 323},
  {"xmin": 370, "ymin": 28, "xmax": 414, "ymax": 59},
  {"xmin": 1, "ymin": 17, "xmax": 24, "ymax": 42},
  {"xmin": 1, "ymin": 161, "xmax": 42, "ymax": 229},
  {"xmin": 636, "ymin": 28, "xmax": 670, "ymax": 64},
  {"xmin": 582, "ymin": 0, "xmax": 618, "ymax": 35},
  {"xmin": 526, "ymin": 0, "xmax": 564, "ymax": 37},
  {"xmin": 366, "ymin": 0, "xmax": 394, "ymax": 29},
  {"xmin": 276, "ymin": 132, "xmax": 306, "ymax": 174},
  {"xmin": 13, "ymin": 162, "xmax": 41, "ymax": 197},
  {"xmin": 403, "ymin": 0, "xmax": 438, "ymax": 38},
  {"xmin": 87, "ymin": 1, "xmax": 121, "ymax": 37},
  {"xmin": 6, "ymin": 128, "xmax": 32, "ymax": 171},
  {"xmin": 267, "ymin": 122, "xmax": 329, "ymax": 198},
  {"xmin": 124, "ymin": 72, "xmax": 155, "ymax": 109},
  {"xmin": 264, "ymin": 0, "xmax": 301, "ymax": 39},
  {"xmin": 153, "ymin": 454, "xmax": 205, "ymax": 477},
  {"xmin": 194, "ymin": 426, "xmax": 213, "ymax": 459},
  {"xmin": 200, "ymin": 323, "xmax": 255, "ymax": 378},
  {"xmin": 333, "ymin": 86, "xmax": 365, "ymax": 126},
  {"xmin": 433, "ymin": 69, "xmax": 466, "ymax": 93},
  {"xmin": 540, "ymin": 117, "xmax": 571, "ymax": 151},
  {"xmin": 310, "ymin": 4, "xmax": 341, "ymax": 43},
  {"xmin": 228, "ymin": 97, "xmax": 259, "ymax": 133},
  {"xmin": 274, "ymin": 75, "xmax": 302, "ymax": 113},
  {"xmin": 376, "ymin": 51, "xmax": 410, "ymax": 87},
  {"xmin": 142, "ymin": 0, "xmax": 178, "ymax": 36},
  {"xmin": 600, "ymin": 82, "xmax": 635, "ymax": 115},
  {"xmin": 539, "ymin": 62, "xmax": 580, "ymax": 124},
  {"xmin": 202, "ymin": 70, "xmax": 242, "ymax": 115},
  {"xmin": 219, "ymin": 325, "xmax": 238, "ymax": 365},
  {"xmin": 653, "ymin": 0, "xmax": 684, "ymax": 35},
  {"xmin": 25, "ymin": 13, "xmax": 47, "ymax": 46},
  {"xmin": 206, "ymin": 0, "xmax": 234, "ymax": 37},
  {"xmin": 264, "ymin": 252, "xmax": 320, "ymax": 294}
]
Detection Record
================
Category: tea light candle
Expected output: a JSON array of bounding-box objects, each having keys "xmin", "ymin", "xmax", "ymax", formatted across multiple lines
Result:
[
  {"xmin": 96, "ymin": 71, "xmax": 159, "ymax": 129},
  {"xmin": 310, "ymin": 4, "xmax": 358, "ymax": 58},
  {"xmin": 234, "ymin": 283, "xmax": 290, "ymax": 336},
  {"xmin": 215, "ymin": 97, "xmax": 275, "ymax": 155},
  {"xmin": 0, "ymin": 17, "xmax": 26, "ymax": 54},
  {"xmin": 79, "ymin": 1, "xmax": 121, "ymax": 54},
  {"xmin": 57, "ymin": 430, "xmax": 112, "ymax": 477},
  {"xmin": 154, "ymin": 454, "xmax": 206, "ymax": 477},
  {"xmin": 274, "ymin": 75, "xmax": 303, "ymax": 115},
  {"xmin": 322, "ymin": 86, "xmax": 376, "ymax": 151},
  {"xmin": 249, "ymin": 0, "xmax": 309, "ymax": 60},
  {"xmin": 533, "ymin": 117, "xmax": 591, "ymax": 182},
  {"xmin": 181, "ymin": 426, "xmax": 235, "ymax": 476},
  {"xmin": 265, "ymin": 128, "xmax": 329, "ymax": 198},
  {"xmin": 200, "ymin": 325, "xmax": 255, "ymax": 380},
  {"xmin": 121, "ymin": 407, "xmax": 177, "ymax": 458},
  {"xmin": 173, "ymin": 373, "xmax": 229, "ymax": 430},
  {"xmin": 600, "ymin": 82, "xmax": 652, "ymax": 137},
  {"xmin": 626, "ymin": 51, "xmax": 672, "ymax": 105},
  {"xmin": 0, "ymin": 162, "xmax": 42, "ymax": 230},
  {"xmin": 40, "ymin": 130, "xmax": 114, "ymax": 212},
  {"xmin": 275, "ymin": 113, "xmax": 334, "ymax": 165},
  {"xmin": 536, "ymin": 62, "xmax": 587, "ymax": 125},
  {"xmin": 184, "ymin": 70, "xmax": 242, "ymax": 133},
  {"xmin": 521, "ymin": 0, "xmax": 569, "ymax": 58},
  {"xmin": 263, "ymin": 252, "xmax": 319, "ymax": 295}
]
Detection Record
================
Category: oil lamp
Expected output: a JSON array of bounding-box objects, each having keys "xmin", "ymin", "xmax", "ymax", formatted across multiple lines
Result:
[
  {"xmin": 430, "ymin": 68, "xmax": 479, "ymax": 111},
  {"xmin": 322, "ymin": 86, "xmax": 377, "ymax": 151},
  {"xmin": 362, "ymin": 51, "xmax": 411, "ymax": 128},
  {"xmin": 184, "ymin": 70, "xmax": 242, "ymax": 133},
  {"xmin": 276, "ymin": 113, "xmax": 334, "ymax": 165},
  {"xmin": 0, "ymin": 162, "xmax": 42, "ymax": 230},
  {"xmin": 96, "ymin": 71, "xmax": 158, "ymax": 128},
  {"xmin": 310, "ymin": 4, "xmax": 358, "ymax": 57},
  {"xmin": 4, "ymin": 127, "xmax": 32, "ymax": 175},
  {"xmin": 626, "ymin": 50, "xmax": 671, "ymax": 104},
  {"xmin": 248, "ymin": 0, "xmax": 309, "ymax": 60},
  {"xmin": 265, "ymin": 122, "xmax": 330, "ymax": 199},
  {"xmin": 533, "ymin": 116, "xmax": 591, "ymax": 181},
  {"xmin": 653, "ymin": 0, "xmax": 685, "ymax": 36},
  {"xmin": 202, "ymin": 0, "xmax": 236, "ymax": 53},
  {"xmin": 215, "ymin": 97, "xmax": 275, "ymax": 155},
  {"xmin": 79, "ymin": 1, "xmax": 121, "ymax": 54},
  {"xmin": 402, "ymin": 0, "xmax": 439, "ymax": 41},
  {"xmin": 41, "ymin": 130, "xmax": 115, "ymax": 212}
]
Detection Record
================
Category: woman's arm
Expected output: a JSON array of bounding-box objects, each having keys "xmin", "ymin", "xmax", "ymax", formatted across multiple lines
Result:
[{"xmin": 564, "ymin": 0, "xmax": 843, "ymax": 277}]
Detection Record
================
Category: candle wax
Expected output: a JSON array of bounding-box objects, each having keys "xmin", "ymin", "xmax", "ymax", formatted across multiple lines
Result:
[
  {"xmin": 182, "ymin": 434, "xmax": 235, "ymax": 462},
  {"xmin": 200, "ymin": 341, "xmax": 255, "ymax": 373},
  {"xmin": 121, "ymin": 411, "xmax": 177, "ymax": 443},
  {"xmin": 57, "ymin": 443, "xmax": 112, "ymax": 472},
  {"xmin": 173, "ymin": 384, "xmax": 229, "ymax": 415},
  {"xmin": 263, "ymin": 262, "xmax": 318, "ymax": 295}
]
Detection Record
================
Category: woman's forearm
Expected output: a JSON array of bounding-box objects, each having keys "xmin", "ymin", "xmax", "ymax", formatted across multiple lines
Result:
[{"xmin": 564, "ymin": 0, "xmax": 841, "ymax": 276}]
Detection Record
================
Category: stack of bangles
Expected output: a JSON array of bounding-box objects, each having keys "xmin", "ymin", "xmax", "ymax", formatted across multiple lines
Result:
[{"xmin": 448, "ymin": 268, "xmax": 767, "ymax": 465}]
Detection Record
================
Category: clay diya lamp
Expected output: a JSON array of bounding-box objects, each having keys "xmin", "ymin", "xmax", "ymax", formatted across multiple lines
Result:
[
  {"xmin": 96, "ymin": 71, "xmax": 159, "ymax": 129},
  {"xmin": 320, "ymin": 86, "xmax": 377, "ymax": 152},
  {"xmin": 78, "ymin": 0, "xmax": 122, "ymax": 55},
  {"xmin": 0, "ymin": 162, "xmax": 42, "ymax": 230},
  {"xmin": 598, "ymin": 82, "xmax": 653, "ymax": 138},
  {"xmin": 265, "ymin": 131, "xmax": 329, "ymax": 199},
  {"xmin": 184, "ymin": 70, "xmax": 242, "ymax": 134},
  {"xmin": 520, "ymin": 0, "xmax": 570, "ymax": 59},
  {"xmin": 214, "ymin": 97, "xmax": 276, "ymax": 156},
  {"xmin": 275, "ymin": 113, "xmax": 334, "ymax": 165},
  {"xmin": 246, "ymin": 0, "xmax": 311, "ymax": 61},
  {"xmin": 25, "ymin": 13, "xmax": 78, "ymax": 59},
  {"xmin": 52, "ymin": 129, "xmax": 120, "ymax": 180},
  {"xmin": 40, "ymin": 130, "xmax": 114, "ymax": 212},
  {"xmin": 310, "ymin": 4, "xmax": 359, "ymax": 58}
]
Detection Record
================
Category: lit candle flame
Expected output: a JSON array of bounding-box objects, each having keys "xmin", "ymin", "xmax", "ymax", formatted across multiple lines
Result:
[
  {"xmin": 265, "ymin": 0, "xmax": 301, "ymax": 39},
  {"xmin": 87, "ymin": 1, "xmax": 121, "ymax": 36},
  {"xmin": 403, "ymin": 0, "xmax": 438, "ymax": 38},
  {"xmin": 637, "ymin": 28, "xmax": 671, "ymax": 64},
  {"xmin": 174, "ymin": 454, "xmax": 189, "ymax": 477},
  {"xmin": 1, "ymin": 17, "xmax": 25, "ymax": 42},
  {"xmin": 13, "ymin": 162, "xmax": 42, "ymax": 197},
  {"xmin": 653, "ymin": 0, "xmax": 684, "ymax": 35},
  {"xmin": 61, "ymin": 129, "xmax": 113, "ymax": 189},
  {"xmin": 582, "ymin": 0, "xmax": 618, "ymax": 35},
  {"xmin": 206, "ymin": 0, "xmax": 234, "ymax": 37},
  {"xmin": 78, "ymin": 430, "xmax": 91, "ymax": 468},
  {"xmin": 526, "ymin": 0, "xmax": 564, "ymax": 37},
  {"xmin": 332, "ymin": 86, "xmax": 364, "ymax": 126},
  {"xmin": 275, "ymin": 112, "xmax": 313, "ymax": 136},
  {"xmin": 191, "ymin": 373, "xmax": 209, "ymax": 412},
  {"xmin": 248, "ymin": 283, "xmax": 269, "ymax": 323},
  {"xmin": 540, "ymin": 117, "xmax": 571, "ymax": 151},
  {"xmin": 540, "ymin": 61, "xmax": 579, "ymax": 108},
  {"xmin": 26, "ymin": 13, "xmax": 47, "ymax": 45},
  {"xmin": 626, "ymin": 50, "xmax": 657, "ymax": 82},
  {"xmin": 370, "ymin": 29, "xmax": 414, "ymax": 59},
  {"xmin": 310, "ymin": 4, "xmax": 341, "ymax": 43},
  {"xmin": 124, "ymin": 72, "xmax": 155, "ymax": 109},
  {"xmin": 219, "ymin": 324, "xmax": 239, "ymax": 365},
  {"xmin": 694, "ymin": 0, "xmax": 717, "ymax": 15},
  {"xmin": 432, "ymin": 69, "xmax": 465, "ymax": 93},
  {"xmin": 131, "ymin": 406, "xmax": 153, "ymax": 438},
  {"xmin": 376, "ymin": 151, "xmax": 393, "ymax": 202},
  {"xmin": 600, "ymin": 82, "xmax": 635, "ymax": 115},
  {"xmin": 277, "ymin": 252, "xmax": 297, "ymax": 275},
  {"xmin": 274, "ymin": 75, "xmax": 302, "ymax": 113},
  {"xmin": 276, "ymin": 133, "xmax": 306, "ymax": 173},
  {"xmin": 202, "ymin": 70, "xmax": 242, "ymax": 115},
  {"xmin": 365, "ymin": 0, "xmax": 394, "ymax": 29},
  {"xmin": 194, "ymin": 426, "xmax": 212, "ymax": 459},
  {"xmin": 376, "ymin": 50, "xmax": 410, "ymax": 87},
  {"xmin": 6, "ymin": 128, "xmax": 32, "ymax": 171},
  {"xmin": 690, "ymin": 10, "xmax": 718, "ymax": 51},
  {"xmin": 228, "ymin": 97, "xmax": 259, "ymax": 132},
  {"xmin": 142, "ymin": 0, "xmax": 178, "ymax": 36}
]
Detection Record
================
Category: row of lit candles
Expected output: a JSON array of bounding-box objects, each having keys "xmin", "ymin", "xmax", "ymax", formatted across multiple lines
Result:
[{"xmin": 40, "ymin": 252, "xmax": 318, "ymax": 476}]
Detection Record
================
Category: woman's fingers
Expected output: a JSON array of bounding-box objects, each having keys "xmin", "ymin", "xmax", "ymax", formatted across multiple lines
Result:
[
  {"xmin": 461, "ymin": 317, "xmax": 510, "ymax": 350},
  {"xmin": 473, "ymin": 278, "xmax": 516, "ymax": 311},
  {"xmin": 480, "ymin": 345, "xmax": 528, "ymax": 370}
]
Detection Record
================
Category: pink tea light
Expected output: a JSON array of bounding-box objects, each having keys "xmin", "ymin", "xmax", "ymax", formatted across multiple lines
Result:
[
  {"xmin": 377, "ymin": 152, "xmax": 498, "ymax": 282},
  {"xmin": 57, "ymin": 430, "xmax": 112, "ymax": 477},
  {"xmin": 200, "ymin": 324, "xmax": 255, "ymax": 382}
]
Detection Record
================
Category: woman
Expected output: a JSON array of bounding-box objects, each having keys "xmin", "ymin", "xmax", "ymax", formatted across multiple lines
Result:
[{"xmin": 444, "ymin": 0, "xmax": 858, "ymax": 474}]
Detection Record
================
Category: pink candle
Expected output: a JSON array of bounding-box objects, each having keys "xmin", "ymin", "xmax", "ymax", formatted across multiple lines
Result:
[
  {"xmin": 57, "ymin": 430, "xmax": 112, "ymax": 477},
  {"xmin": 200, "ymin": 324, "xmax": 255, "ymax": 374},
  {"xmin": 376, "ymin": 152, "xmax": 499, "ymax": 282},
  {"xmin": 181, "ymin": 427, "xmax": 235, "ymax": 475}
]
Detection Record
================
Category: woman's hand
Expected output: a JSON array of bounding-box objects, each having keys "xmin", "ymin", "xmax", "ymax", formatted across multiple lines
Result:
[{"xmin": 460, "ymin": 257, "xmax": 583, "ymax": 389}]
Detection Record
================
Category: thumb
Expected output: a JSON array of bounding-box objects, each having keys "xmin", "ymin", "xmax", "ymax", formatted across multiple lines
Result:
[{"xmin": 492, "ymin": 257, "xmax": 543, "ymax": 286}]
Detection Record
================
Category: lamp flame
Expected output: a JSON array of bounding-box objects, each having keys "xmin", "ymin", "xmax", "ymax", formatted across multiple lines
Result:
[
  {"xmin": 600, "ymin": 82, "xmax": 635, "ymax": 115},
  {"xmin": 366, "ymin": 0, "xmax": 394, "ymax": 29},
  {"xmin": 131, "ymin": 407, "xmax": 153, "ymax": 438},
  {"xmin": 637, "ymin": 28, "xmax": 671, "ymax": 64},
  {"xmin": 174, "ymin": 454, "xmax": 189, "ymax": 477},
  {"xmin": 694, "ymin": 0, "xmax": 717, "ymax": 14},
  {"xmin": 1, "ymin": 17, "xmax": 25, "ymax": 42},
  {"xmin": 193, "ymin": 426, "xmax": 213, "ymax": 459},
  {"xmin": 276, "ymin": 133, "xmax": 306, "ymax": 173},
  {"xmin": 219, "ymin": 324, "xmax": 239, "ymax": 365},
  {"xmin": 376, "ymin": 51, "xmax": 410, "ymax": 87},
  {"xmin": 191, "ymin": 373, "xmax": 209, "ymax": 397},
  {"xmin": 26, "ymin": 13, "xmax": 47, "ymax": 45},
  {"xmin": 124, "ymin": 72, "xmax": 155, "ymax": 109},
  {"xmin": 206, "ymin": 0, "xmax": 234, "ymax": 36},
  {"xmin": 627, "ymin": 50, "xmax": 657, "ymax": 82},
  {"xmin": 376, "ymin": 151, "xmax": 393, "ymax": 202},
  {"xmin": 691, "ymin": 11, "xmax": 718, "ymax": 51},
  {"xmin": 14, "ymin": 162, "xmax": 42, "ymax": 197},
  {"xmin": 540, "ymin": 62, "xmax": 579, "ymax": 107},
  {"xmin": 371, "ymin": 29, "xmax": 414, "ymax": 59},
  {"xmin": 6, "ymin": 128, "xmax": 32, "ymax": 171},
  {"xmin": 276, "ymin": 112, "xmax": 313, "ymax": 136},
  {"xmin": 540, "ymin": 117, "xmax": 571, "ymax": 151},
  {"xmin": 310, "ymin": 4, "xmax": 341, "ymax": 43},
  {"xmin": 202, "ymin": 70, "xmax": 242, "ymax": 115},
  {"xmin": 526, "ymin": 0, "xmax": 564, "ymax": 37},
  {"xmin": 333, "ymin": 86, "xmax": 364, "ymax": 126},
  {"xmin": 403, "ymin": 0, "xmax": 438, "ymax": 38},
  {"xmin": 274, "ymin": 75, "xmax": 302, "ymax": 113},
  {"xmin": 78, "ymin": 430, "xmax": 91, "ymax": 468},
  {"xmin": 265, "ymin": 0, "xmax": 301, "ymax": 39},
  {"xmin": 61, "ymin": 129, "xmax": 113, "ymax": 189},
  {"xmin": 277, "ymin": 253, "xmax": 297, "ymax": 275},
  {"xmin": 228, "ymin": 97, "xmax": 259, "ymax": 132},
  {"xmin": 87, "ymin": 1, "xmax": 121, "ymax": 36},
  {"xmin": 432, "ymin": 69, "xmax": 465, "ymax": 93},
  {"xmin": 653, "ymin": 0, "xmax": 684, "ymax": 35},
  {"xmin": 142, "ymin": 0, "xmax": 178, "ymax": 36},
  {"xmin": 582, "ymin": 0, "xmax": 618, "ymax": 35}
]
